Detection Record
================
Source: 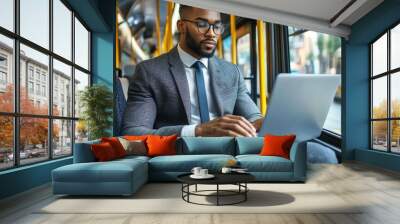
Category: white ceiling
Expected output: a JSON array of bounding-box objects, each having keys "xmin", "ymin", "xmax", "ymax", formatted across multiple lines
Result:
[{"xmin": 172, "ymin": 0, "xmax": 384, "ymax": 38}]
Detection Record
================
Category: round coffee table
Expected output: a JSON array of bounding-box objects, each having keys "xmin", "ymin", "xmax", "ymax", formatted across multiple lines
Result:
[{"xmin": 177, "ymin": 172, "xmax": 255, "ymax": 206}]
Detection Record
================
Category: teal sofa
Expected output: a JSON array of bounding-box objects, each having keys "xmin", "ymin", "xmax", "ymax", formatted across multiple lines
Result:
[{"xmin": 52, "ymin": 137, "xmax": 307, "ymax": 196}]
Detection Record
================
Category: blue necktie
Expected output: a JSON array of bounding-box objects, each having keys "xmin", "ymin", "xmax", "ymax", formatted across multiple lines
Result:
[{"xmin": 192, "ymin": 61, "xmax": 210, "ymax": 123}]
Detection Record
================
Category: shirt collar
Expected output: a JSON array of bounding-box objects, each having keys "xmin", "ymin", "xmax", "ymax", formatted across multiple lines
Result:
[{"xmin": 177, "ymin": 44, "xmax": 208, "ymax": 69}]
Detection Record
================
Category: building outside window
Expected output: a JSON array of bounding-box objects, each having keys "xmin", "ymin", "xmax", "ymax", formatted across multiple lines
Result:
[
  {"xmin": 35, "ymin": 83, "xmax": 40, "ymax": 95},
  {"xmin": 0, "ymin": 54, "xmax": 7, "ymax": 88},
  {"xmin": 28, "ymin": 67, "xmax": 34, "ymax": 80},
  {"xmin": 288, "ymin": 27, "xmax": 342, "ymax": 135},
  {"xmin": 28, "ymin": 81, "xmax": 34, "ymax": 94},
  {"xmin": 0, "ymin": 54, "xmax": 7, "ymax": 67},
  {"xmin": 41, "ymin": 73, "xmax": 46, "ymax": 83},
  {"xmin": 41, "ymin": 85, "xmax": 46, "ymax": 97},
  {"xmin": 35, "ymin": 70, "xmax": 40, "ymax": 81},
  {"xmin": 0, "ymin": 0, "xmax": 91, "ymax": 170},
  {"xmin": 371, "ymin": 23, "xmax": 400, "ymax": 154}
]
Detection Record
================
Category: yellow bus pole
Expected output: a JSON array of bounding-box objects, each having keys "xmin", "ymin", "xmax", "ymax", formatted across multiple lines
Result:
[
  {"xmin": 230, "ymin": 15, "xmax": 237, "ymax": 64},
  {"xmin": 162, "ymin": 2, "xmax": 174, "ymax": 52},
  {"xmin": 257, "ymin": 20, "xmax": 267, "ymax": 115},
  {"xmin": 155, "ymin": 0, "xmax": 162, "ymax": 56},
  {"xmin": 115, "ymin": 3, "xmax": 121, "ymax": 70},
  {"xmin": 217, "ymin": 36, "xmax": 223, "ymax": 59}
]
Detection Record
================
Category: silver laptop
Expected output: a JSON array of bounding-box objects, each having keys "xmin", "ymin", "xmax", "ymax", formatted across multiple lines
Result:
[{"xmin": 258, "ymin": 74, "xmax": 340, "ymax": 141}]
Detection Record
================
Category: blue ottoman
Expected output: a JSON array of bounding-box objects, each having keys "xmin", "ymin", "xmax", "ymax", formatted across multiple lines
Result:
[{"xmin": 52, "ymin": 156, "xmax": 148, "ymax": 196}]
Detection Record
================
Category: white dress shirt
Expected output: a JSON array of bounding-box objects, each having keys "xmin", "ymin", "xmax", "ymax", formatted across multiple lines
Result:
[{"xmin": 177, "ymin": 44, "xmax": 218, "ymax": 136}]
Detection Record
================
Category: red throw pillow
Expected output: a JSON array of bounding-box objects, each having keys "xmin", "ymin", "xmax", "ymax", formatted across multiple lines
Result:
[
  {"xmin": 146, "ymin": 135, "xmax": 178, "ymax": 157},
  {"xmin": 259, "ymin": 134, "xmax": 296, "ymax": 159},
  {"xmin": 91, "ymin": 142, "xmax": 118, "ymax": 161},
  {"xmin": 101, "ymin": 137, "xmax": 126, "ymax": 158}
]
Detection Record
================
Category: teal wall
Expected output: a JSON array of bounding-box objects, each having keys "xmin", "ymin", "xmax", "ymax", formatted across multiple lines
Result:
[
  {"xmin": 0, "ymin": 158, "xmax": 72, "ymax": 199},
  {"xmin": 92, "ymin": 32, "xmax": 115, "ymax": 136},
  {"xmin": 0, "ymin": 0, "xmax": 115, "ymax": 200},
  {"xmin": 344, "ymin": 0, "xmax": 400, "ymax": 171}
]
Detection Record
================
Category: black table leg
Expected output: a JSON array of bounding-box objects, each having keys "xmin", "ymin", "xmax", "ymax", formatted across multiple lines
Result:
[
  {"xmin": 217, "ymin": 184, "xmax": 219, "ymax": 206},
  {"xmin": 245, "ymin": 183, "xmax": 247, "ymax": 201}
]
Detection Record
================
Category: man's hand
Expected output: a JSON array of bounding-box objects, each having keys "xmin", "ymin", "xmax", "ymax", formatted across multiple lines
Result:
[
  {"xmin": 195, "ymin": 115, "xmax": 257, "ymax": 137},
  {"xmin": 251, "ymin": 118, "xmax": 264, "ymax": 132}
]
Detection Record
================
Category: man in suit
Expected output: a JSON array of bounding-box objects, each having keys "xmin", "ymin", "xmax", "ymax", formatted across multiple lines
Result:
[{"xmin": 121, "ymin": 5, "xmax": 264, "ymax": 137}]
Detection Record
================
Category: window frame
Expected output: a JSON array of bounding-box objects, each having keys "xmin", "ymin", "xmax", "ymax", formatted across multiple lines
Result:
[
  {"xmin": 369, "ymin": 20, "xmax": 400, "ymax": 154},
  {"xmin": 0, "ymin": 0, "xmax": 92, "ymax": 171}
]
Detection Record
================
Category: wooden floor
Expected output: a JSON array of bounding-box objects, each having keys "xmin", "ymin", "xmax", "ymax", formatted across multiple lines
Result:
[{"xmin": 1, "ymin": 162, "xmax": 400, "ymax": 224}]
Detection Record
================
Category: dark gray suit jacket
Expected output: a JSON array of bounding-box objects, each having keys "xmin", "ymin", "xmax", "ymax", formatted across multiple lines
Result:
[{"xmin": 121, "ymin": 47, "xmax": 262, "ymax": 136}]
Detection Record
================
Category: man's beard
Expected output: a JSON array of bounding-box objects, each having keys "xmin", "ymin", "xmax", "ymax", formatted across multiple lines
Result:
[{"xmin": 185, "ymin": 32, "xmax": 216, "ymax": 58}]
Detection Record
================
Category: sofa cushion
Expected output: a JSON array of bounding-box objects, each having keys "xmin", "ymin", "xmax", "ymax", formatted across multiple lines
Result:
[
  {"xmin": 235, "ymin": 137, "xmax": 264, "ymax": 155},
  {"xmin": 236, "ymin": 155, "xmax": 293, "ymax": 172},
  {"xmin": 148, "ymin": 154, "xmax": 235, "ymax": 172},
  {"xmin": 179, "ymin": 137, "xmax": 235, "ymax": 155},
  {"xmin": 101, "ymin": 137, "xmax": 127, "ymax": 158},
  {"xmin": 260, "ymin": 134, "xmax": 296, "ymax": 159},
  {"xmin": 91, "ymin": 142, "xmax": 119, "ymax": 161},
  {"xmin": 147, "ymin": 135, "xmax": 178, "ymax": 157},
  {"xmin": 118, "ymin": 138, "xmax": 147, "ymax": 156}
]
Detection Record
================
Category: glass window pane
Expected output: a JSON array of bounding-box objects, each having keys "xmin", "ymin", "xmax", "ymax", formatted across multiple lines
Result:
[
  {"xmin": 0, "ymin": 35, "xmax": 14, "ymax": 113},
  {"xmin": 20, "ymin": 44, "xmax": 49, "ymax": 115},
  {"xmin": 372, "ymin": 121, "xmax": 388, "ymax": 151},
  {"xmin": 391, "ymin": 120, "xmax": 400, "ymax": 153},
  {"xmin": 75, "ymin": 18, "xmax": 89, "ymax": 70},
  {"xmin": 323, "ymin": 97, "xmax": 342, "ymax": 135},
  {"xmin": 223, "ymin": 36, "xmax": 231, "ymax": 63},
  {"xmin": 74, "ymin": 69, "xmax": 89, "ymax": 118},
  {"xmin": 372, "ymin": 33, "xmax": 387, "ymax": 76},
  {"xmin": 391, "ymin": 72, "xmax": 400, "ymax": 118},
  {"xmin": 289, "ymin": 31, "xmax": 341, "ymax": 74},
  {"xmin": 288, "ymin": 29, "xmax": 342, "ymax": 134},
  {"xmin": 53, "ymin": 59, "xmax": 72, "ymax": 117},
  {"xmin": 372, "ymin": 76, "xmax": 387, "ymax": 119},
  {"xmin": 0, "ymin": 116, "xmax": 14, "ymax": 170},
  {"xmin": 237, "ymin": 33, "xmax": 251, "ymax": 77},
  {"xmin": 75, "ymin": 120, "xmax": 88, "ymax": 143},
  {"xmin": 53, "ymin": 0, "xmax": 72, "ymax": 60},
  {"xmin": 20, "ymin": 0, "xmax": 49, "ymax": 49},
  {"xmin": 0, "ymin": 0, "xmax": 14, "ymax": 31},
  {"xmin": 53, "ymin": 119, "xmax": 72, "ymax": 158},
  {"xmin": 391, "ymin": 24, "xmax": 400, "ymax": 70},
  {"xmin": 20, "ymin": 117, "xmax": 49, "ymax": 165}
]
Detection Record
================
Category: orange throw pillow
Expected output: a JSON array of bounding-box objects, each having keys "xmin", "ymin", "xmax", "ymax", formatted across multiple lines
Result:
[
  {"xmin": 259, "ymin": 134, "xmax": 296, "ymax": 159},
  {"xmin": 91, "ymin": 142, "xmax": 118, "ymax": 161},
  {"xmin": 123, "ymin": 135, "xmax": 149, "ymax": 141},
  {"xmin": 146, "ymin": 135, "xmax": 178, "ymax": 157},
  {"xmin": 101, "ymin": 137, "xmax": 126, "ymax": 158}
]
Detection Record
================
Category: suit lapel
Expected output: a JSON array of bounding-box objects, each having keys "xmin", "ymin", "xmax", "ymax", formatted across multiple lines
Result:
[
  {"xmin": 168, "ymin": 47, "xmax": 191, "ymax": 123},
  {"xmin": 209, "ymin": 57, "xmax": 224, "ymax": 116}
]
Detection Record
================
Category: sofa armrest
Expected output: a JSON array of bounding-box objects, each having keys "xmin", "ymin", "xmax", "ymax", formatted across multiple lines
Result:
[
  {"xmin": 290, "ymin": 141, "xmax": 307, "ymax": 182},
  {"xmin": 73, "ymin": 140, "xmax": 100, "ymax": 163}
]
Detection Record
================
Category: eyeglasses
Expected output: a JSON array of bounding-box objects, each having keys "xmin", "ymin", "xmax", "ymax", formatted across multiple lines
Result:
[{"xmin": 181, "ymin": 19, "xmax": 225, "ymax": 35}]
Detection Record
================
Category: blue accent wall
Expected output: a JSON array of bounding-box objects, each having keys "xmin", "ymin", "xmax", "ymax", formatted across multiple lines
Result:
[
  {"xmin": 344, "ymin": 0, "xmax": 400, "ymax": 171},
  {"xmin": 0, "ymin": 0, "xmax": 115, "ymax": 200}
]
